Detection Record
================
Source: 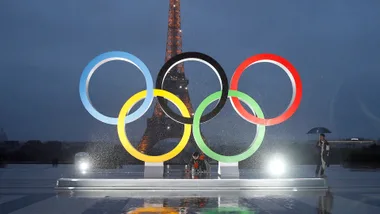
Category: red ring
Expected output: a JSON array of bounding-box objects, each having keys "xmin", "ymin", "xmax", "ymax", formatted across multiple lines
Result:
[{"xmin": 230, "ymin": 53, "xmax": 302, "ymax": 126}]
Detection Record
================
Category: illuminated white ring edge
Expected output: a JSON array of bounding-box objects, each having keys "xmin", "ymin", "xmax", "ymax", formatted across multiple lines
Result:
[
  {"xmin": 79, "ymin": 51, "xmax": 154, "ymax": 125},
  {"xmin": 230, "ymin": 59, "xmax": 296, "ymax": 124},
  {"xmin": 161, "ymin": 57, "xmax": 223, "ymax": 122}
]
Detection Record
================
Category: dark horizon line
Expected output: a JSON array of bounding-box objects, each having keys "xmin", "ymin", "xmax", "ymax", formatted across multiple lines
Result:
[{"xmin": 1, "ymin": 138, "xmax": 378, "ymax": 144}]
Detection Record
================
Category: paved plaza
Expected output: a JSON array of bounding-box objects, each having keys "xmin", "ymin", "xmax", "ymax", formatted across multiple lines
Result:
[{"xmin": 1, "ymin": 164, "xmax": 380, "ymax": 213}]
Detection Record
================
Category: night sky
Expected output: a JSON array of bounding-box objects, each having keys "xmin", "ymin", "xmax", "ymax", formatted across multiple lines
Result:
[{"xmin": 0, "ymin": 0, "xmax": 380, "ymax": 144}]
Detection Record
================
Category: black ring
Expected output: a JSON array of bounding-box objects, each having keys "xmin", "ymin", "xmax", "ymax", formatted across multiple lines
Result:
[{"xmin": 156, "ymin": 52, "xmax": 229, "ymax": 124}]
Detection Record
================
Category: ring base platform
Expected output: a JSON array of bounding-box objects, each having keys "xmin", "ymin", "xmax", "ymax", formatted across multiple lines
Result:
[
  {"xmin": 55, "ymin": 188, "xmax": 328, "ymax": 198},
  {"xmin": 55, "ymin": 177, "xmax": 327, "ymax": 191}
]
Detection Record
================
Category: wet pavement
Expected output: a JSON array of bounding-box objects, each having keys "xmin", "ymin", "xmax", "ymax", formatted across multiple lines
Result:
[{"xmin": 1, "ymin": 164, "xmax": 380, "ymax": 213}]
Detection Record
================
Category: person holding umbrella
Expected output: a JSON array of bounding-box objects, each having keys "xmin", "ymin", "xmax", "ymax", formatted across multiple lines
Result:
[{"xmin": 315, "ymin": 133, "xmax": 330, "ymax": 177}]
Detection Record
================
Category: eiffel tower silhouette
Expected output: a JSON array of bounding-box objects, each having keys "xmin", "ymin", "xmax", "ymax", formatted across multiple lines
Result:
[{"xmin": 137, "ymin": 0, "xmax": 201, "ymax": 163}]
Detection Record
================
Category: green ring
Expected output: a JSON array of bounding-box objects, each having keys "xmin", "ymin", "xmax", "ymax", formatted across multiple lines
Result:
[
  {"xmin": 193, "ymin": 90, "xmax": 266, "ymax": 162},
  {"xmin": 202, "ymin": 207, "xmax": 253, "ymax": 214}
]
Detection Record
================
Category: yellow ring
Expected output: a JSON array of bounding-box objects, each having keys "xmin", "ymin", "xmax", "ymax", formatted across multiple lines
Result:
[{"xmin": 117, "ymin": 89, "xmax": 191, "ymax": 162}]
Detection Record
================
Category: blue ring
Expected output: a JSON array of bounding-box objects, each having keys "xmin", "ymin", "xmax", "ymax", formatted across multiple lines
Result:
[{"xmin": 79, "ymin": 51, "xmax": 154, "ymax": 125}]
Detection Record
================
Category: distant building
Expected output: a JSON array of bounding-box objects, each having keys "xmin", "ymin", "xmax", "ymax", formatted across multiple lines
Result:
[
  {"xmin": 0, "ymin": 128, "xmax": 8, "ymax": 141},
  {"xmin": 329, "ymin": 138, "xmax": 376, "ymax": 148},
  {"xmin": 307, "ymin": 137, "xmax": 376, "ymax": 148},
  {"xmin": 0, "ymin": 141, "xmax": 20, "ymax": 151}
]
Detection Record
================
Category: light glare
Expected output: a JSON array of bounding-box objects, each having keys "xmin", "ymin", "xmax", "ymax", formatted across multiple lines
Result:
[
  {"xmin": 78, "ymin": 162, "xmax": 89, "ymax": 171},
  {"xmin": 268, "ymin": 156, "xmax": 285, "ymax": 176}
]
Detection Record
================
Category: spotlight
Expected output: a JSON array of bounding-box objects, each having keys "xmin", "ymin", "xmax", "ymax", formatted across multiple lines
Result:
[
  {"xmin": 75, "ymin": 152, "xmax": 91, "ymax": 173},
  {"xmin": 78, "ymin": 162, "xmax": 89, "ymax": 171},
  {"xmin": 267, "ymin": 155, "xmax": 286, "ymax": 176}
]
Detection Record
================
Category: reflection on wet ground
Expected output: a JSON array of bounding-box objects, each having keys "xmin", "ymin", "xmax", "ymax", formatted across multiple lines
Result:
[
  {"xmin": 1, "ymin": 165, "xmax": 380, "ymax": 213},
  {"xmin": 62, "ymin": 189, "xmax": 334, "ymax": 213}
]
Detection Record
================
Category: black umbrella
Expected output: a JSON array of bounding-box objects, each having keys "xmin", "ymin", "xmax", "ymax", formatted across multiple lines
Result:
[{"xmin": 307, "ymin": 127, "xmax": 332, "ymax": 135}]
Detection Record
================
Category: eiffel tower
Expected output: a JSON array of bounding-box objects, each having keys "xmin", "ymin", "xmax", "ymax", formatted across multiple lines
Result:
[{"xmin": 137, "ymin": 0, "xmax": 199, "ymax": 163}]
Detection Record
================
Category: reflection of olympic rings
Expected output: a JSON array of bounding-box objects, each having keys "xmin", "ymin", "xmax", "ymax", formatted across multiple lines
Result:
[
  {"xmin": 79, "ymin": 51, "xmax": 302, "ymax": 163},
  {"xmin": 127, "ymin": 207, "xmax": 178, "ymax": 214},
  {"xmin": 202, "ymin": 207, "xmax": 253, "ymax": 214},
  {"xmin": 126, "ymin": 206, "xmax": 253, "ymax": 214}
]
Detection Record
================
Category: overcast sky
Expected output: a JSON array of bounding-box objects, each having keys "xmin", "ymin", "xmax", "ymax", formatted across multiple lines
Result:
[{"xmin": 0, "ymin": 0, "xmax": 380, "ymax": 144}]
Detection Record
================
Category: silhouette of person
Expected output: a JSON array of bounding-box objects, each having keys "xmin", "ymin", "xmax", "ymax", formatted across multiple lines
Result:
[
  {"xmin": 188, "ymin": 152, "xmax": 207, "ymax": 173},
  {"xmin": 51, "ymin": 158, "xmax": 59, "ymax": 167},
  {"xmin": 315, "ymin": 134, "xmax": 330, "ymax": 177}
]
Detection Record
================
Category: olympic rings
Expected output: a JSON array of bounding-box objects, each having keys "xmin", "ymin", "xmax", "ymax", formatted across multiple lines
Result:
[
  {"xmin": 79, "ymin": 51, "xmax": 302, "ymax": 163},
  {"xmin": 117, "ymin": 89, "xmax": 192, "ymax": 162},
  {"xmin": 79, "ymin": 51, "xmax": 154, "ymax": 125},
  {"xmin": 156, "ymin": 52, "xmax": 229, "ymax": 124},
  {"xmin": 230, "ymin": 53, "xmax": 302, "ymax": 126},
  {"xmin": 193, "ymin": 90, "xmax": 265, "ymax": 163}
]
